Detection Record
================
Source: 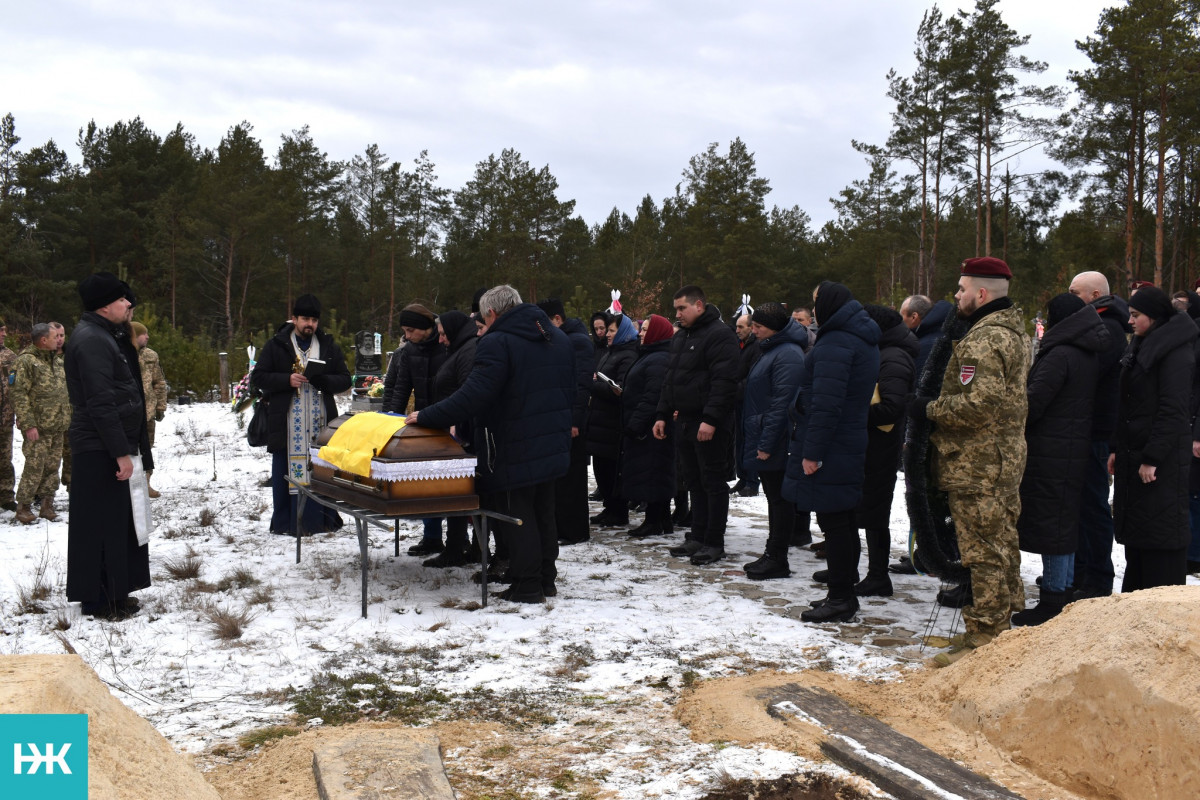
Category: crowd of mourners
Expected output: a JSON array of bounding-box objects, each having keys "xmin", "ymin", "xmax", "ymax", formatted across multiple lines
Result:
[
  {"xmin": 356, "ymin": 259, "xmax": 1200, "ymax": 666},
  {"xmin": 11, "ymin": 260, "xmax": 1199, "ymax": 654}
]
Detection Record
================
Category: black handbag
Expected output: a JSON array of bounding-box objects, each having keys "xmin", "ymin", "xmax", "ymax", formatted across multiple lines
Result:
[{"xmin": 246, "ymin": 396, "xmax": 269, "ymax": 447}]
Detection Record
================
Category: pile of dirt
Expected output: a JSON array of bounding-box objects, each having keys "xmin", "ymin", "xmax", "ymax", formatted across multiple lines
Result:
[
  {"xmin": 679, "ymin": 586, "xmax": 1200, "ymax": 800},
  {"xmin": 0, "ymin": 654, "xmax": 221, "ymax": 800}
]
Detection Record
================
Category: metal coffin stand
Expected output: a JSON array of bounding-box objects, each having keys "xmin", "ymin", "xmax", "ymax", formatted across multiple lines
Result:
[{"xmin": 285, "ymin": 477, "xmax": 520, "ymax": 618}]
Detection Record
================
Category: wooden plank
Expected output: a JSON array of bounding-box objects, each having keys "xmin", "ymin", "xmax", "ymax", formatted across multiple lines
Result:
[{"xmin": 766, "ymin": 683, "xmax": 1024, "ymax": 800}]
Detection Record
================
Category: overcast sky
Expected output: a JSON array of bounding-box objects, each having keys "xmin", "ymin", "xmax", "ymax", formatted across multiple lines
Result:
[{"xmin": 3, "ymin": 0, "xmax": 1116, "ymax": 228}]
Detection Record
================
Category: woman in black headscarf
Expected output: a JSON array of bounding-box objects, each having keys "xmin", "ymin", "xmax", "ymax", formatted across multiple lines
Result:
[
  {"xmin": 1109, "ymin": 286, "xmax": 1197, "ymax": 591},
  {"xmin": 422, "ymin": 310, "xmax": 480, "ymax": 568}
]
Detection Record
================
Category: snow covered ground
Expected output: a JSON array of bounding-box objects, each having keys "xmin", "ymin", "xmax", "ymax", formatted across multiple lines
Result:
[{"xmin": 0, "ymin": 400, "xmax": 1175, "ymax": 798}]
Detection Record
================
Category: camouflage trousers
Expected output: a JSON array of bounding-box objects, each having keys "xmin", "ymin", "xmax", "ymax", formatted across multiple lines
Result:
[
  {"xmin": 949, "ymin": 490, "xmax": 1025, "ymax": 637},
  {"xmin": 0, "ymin": 409, "xmax": 13, "ymax": 503},
  {"xmin": 16, "ymin": 431, "xmax": 64, "ymax": 504}
]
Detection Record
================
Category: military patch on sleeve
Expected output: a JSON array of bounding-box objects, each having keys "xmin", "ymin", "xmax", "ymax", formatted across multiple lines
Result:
[{"xmin": 959, "ymin": 364, "xmax": 976, "ymax": 385}]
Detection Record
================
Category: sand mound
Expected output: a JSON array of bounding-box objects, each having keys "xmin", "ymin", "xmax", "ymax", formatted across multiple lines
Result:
[
  {"xmin": 0, "ymin": 654, "xmax": 221, "ymax": 800},
  {"xmin": 930, "ymin": 585, "xmax": 1200, "ymax": 800},
  {"xmin": 679, "ymin": 587, "xmax": 1200, "ymax": 800}
]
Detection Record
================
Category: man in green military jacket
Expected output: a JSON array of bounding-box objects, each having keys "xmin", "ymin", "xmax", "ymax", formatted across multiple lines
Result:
[
  {"xmin": 910, "ymin": 257, "xmax": 1031, "ymax": 666},
  {"xmin": 12, "ymin": 323, "xmax": 70, "ymax": 524}
]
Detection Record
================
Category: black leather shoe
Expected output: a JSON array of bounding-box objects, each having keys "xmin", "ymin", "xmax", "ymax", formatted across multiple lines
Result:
[
  {"xmin": 493, "ymin": 586, "xmax": 545, "ymax": 604},
  {"xmin": 812, "ymin": 569, "xmax": 829, "ymax": 583},
  {"xmin": 558, "ymin": 536, "xmax": 590, "ymax": 545},
  {"xmin": 888, "ymin": 556, "xmax": 918, "ymax": 575},
  {"xmin": 423, "ymin": 548, "xmax": 472, "ymax": 568},
  {"xmin": 628, "ymin": 519, "xmax": 672, "ymax": 539},
  {"xmin": 408, "ymin": 539, "xmax": 444, "ymax": 557},
  {"xmin": 689, "ymin": 546, "xmax": 725, "ymax": 566},
  {"xmin": 790, "ymin": 530, "xmax": 812, "ymax": 548},
  {"xmin": 936, "ymin": 582, "xmax": 972, "ymax": 608},
  {"xmin": 854, "ymin": 575, "xmax": 893, "ymax": 597},
  {"xmin": 588, "ymin": 489, "xmax": 603, "ymax": 501},
  {"xmin": 668, "ymin": 539, "xmax": 704, "ymax": 558},
  {"xmin": 800, "ymin": 597, "xmax": 858, "ymax": 623},
  {"xmin": 745, "ymin": 556, "xmax": 790, "ymax": 580}
]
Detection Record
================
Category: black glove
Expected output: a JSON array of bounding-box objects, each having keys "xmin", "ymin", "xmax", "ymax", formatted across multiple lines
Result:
[
  {"xmin": 155, "ymin": 410, "xmax": 165, "ymax": 422},
  {"xmin": 907, "ymin": 396, "xmax": 932, "ymax": 422}
]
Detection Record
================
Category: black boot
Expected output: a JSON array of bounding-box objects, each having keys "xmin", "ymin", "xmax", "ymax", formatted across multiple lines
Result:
[
  {"xmin": 800, "ymin": 595, "xmax": 858, "ymax": 623},
  {"xmin": 745, "ymin": 554, "xmax": 790, "ymax": 580},
  {"xmin": 1011, "ymin": 590, "xmax": 1068, "ymax": 626},
  {"xmin": 854, "ymin": 574, "xmax": 893, "ymax": 596},
  {"xmin": 936, "ymin": 581, "xmax": 972, "ymax": 608},
  {"xmin": 628, "ymin": 518, "xmax": 672, "ymax": 539},
  {"xmin": 856, "ymin": 529, "xmax": 893, "ymax": 596},
  {"xmin": 790, "ymin": 520, "xmax": 812, "ymax": 548}
]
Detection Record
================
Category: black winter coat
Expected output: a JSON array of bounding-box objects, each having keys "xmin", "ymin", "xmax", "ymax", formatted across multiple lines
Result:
[
  {"xmin": 1111, "ymin": 311, "xmax": 1197, "ymax": 550},
  {"xmin": 1089, "ymin": 295, "xmax": 1132, "ymax": 442},
  {"xmin": 619, "ymin": 340, "xmax": 675, "ymax": 502},
  {"xmin": 586, "ymin": 340, "xmax": 637, "ymax": 459},
  {"xmin": 430, "ymin": 319, "xmax": 479, "ymax": 452},
  {"xmin": 1017, "ymin": 306, "xmax": 1108, "ymax": 554},
  {"xmin": 418, "ymin": 303, "xmax": 574, "ymax": 493},
  {"xmin": 560, "ymin": 317, "xmax": 595, "ymax": 433},
  {"xmin": 914, "ymin": 300, "xmax": 953, "ymax": 382},
  {"xmin": 251, "ymin": 324, "xmax": 351, "ymax": 455},
  {"xmin": 382, "ymin": 336, "xmax": 448, "ymax": 413},
  {"xmin": 783, "ymin": 300, "xmax": 880, "ymax": 513},
  {"xmin": 856, "ymin": 322, "xmax": 918, "ymax": 530},
  {"xmin": 655, "ymin": 304, "xmax": 740, "ymax": 427},
  {"xmin": 65, "ymin": 312, "xmax": 152, "ymax": 470}
]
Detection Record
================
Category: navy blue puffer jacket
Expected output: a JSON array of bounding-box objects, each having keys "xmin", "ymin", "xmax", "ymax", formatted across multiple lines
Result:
[
  {"xmin": 741, "ymin": 320, "xmax": 806, "ymax": 473},
  {"xmin": 783, "ymin": 300, "xmax": 880, "ymax": 512},
  {"xmin": 418, "ymin": 303, "xmax": 574, "ymax": 493}
]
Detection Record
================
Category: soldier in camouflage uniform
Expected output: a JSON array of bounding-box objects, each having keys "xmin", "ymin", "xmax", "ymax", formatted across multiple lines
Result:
[
  {"xmin": 910, "ymin": 257, "xmax": 1030, "ymax": 667},
  {"xmin": 0, "ymin": 319, "xmax": 16, "ymax": 511},
  {"xmin": 131, "ymin": 321, "xmax": 167, "ymax": 497},
  {"xmin": 12, "ymin": 323, "xmax": 71, "ymax": 524},
  {"xmin": 49, "ymin": 322, "xmax": 71, "ymax": 490}
]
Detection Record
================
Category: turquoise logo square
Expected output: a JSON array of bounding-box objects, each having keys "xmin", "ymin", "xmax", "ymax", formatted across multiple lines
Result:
[{"xmin": 0, "ymin": 714, "xmax": 88, "ymax": 799}]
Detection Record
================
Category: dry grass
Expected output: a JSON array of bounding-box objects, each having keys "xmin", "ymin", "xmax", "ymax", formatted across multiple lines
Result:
[
  {"xmin": 203, "ymin": 602, "xmax": 256, "ymax": 641},
  {"xmin": 14, "ymin": 543, "xmax": 54, "ymax": 615},
  {"xmin": 197, "ymin": 507, "xmax": 217, "ymax": 527},
  {"xmin": 216, "ymin": 568, "xmax": 261, "ymax": 592},
  {"xmin": 163, "ymin": 549, "xmax": 203, "ymax": 580}
]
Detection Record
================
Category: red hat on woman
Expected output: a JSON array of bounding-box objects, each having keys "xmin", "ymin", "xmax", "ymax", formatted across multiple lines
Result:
[{"xmin": 642, "ymin": 314, "xmax": 675, "ymax": 345}]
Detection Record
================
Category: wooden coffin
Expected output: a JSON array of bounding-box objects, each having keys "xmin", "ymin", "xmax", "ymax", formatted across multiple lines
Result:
[{"xmin": 310, "ymin": 414, "xmax": 479, "ymax": 515}]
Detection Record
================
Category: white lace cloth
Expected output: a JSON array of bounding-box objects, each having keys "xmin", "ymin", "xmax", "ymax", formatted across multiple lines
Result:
[{"xmin": 310, "ymin": 449, "xmax": 476, "ymax": 482}]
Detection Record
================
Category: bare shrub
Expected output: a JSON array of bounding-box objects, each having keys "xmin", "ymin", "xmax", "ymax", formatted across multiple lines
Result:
[{"xmin": 197, "ymin": 507, "xmax": 216, "ymax": 527}]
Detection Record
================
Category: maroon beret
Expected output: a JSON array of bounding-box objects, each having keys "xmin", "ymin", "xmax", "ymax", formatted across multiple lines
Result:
[
  {"xmin": 960, "ymin": 257, "xmax": 1012, "ymax": 280},
  {"xmin": 1129, "ymin": 280, "xmax": 1155, "ymax": 292},
  {"xmin": 1192, "ymin": 278, "xmax": 1200, "ymax": 291}
]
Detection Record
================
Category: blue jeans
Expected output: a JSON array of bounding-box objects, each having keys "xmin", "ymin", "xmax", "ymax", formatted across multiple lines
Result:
[
  {"xmin": 1042, "ymin": 553, "xmax": 1075, "ymax": 593},
  {"xmin": 1189, "ymin": 492, "xmax": 1200, "ymax": 563},
  {"xmin": 1074, "ymin": 441, "xmax": 1115, "ymax": 593},
  {"xmin": 421, "ymin": 517, "xmax": 444, "ymax": 545}
]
